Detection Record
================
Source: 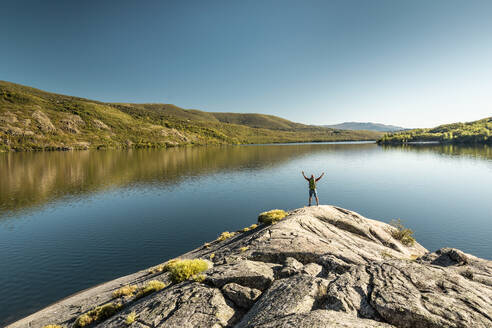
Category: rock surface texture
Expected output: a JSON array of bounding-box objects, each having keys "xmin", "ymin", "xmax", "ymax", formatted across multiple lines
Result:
[{"xmin": 8, "ymin": 206, "xmax": 492, "ymax": 328}]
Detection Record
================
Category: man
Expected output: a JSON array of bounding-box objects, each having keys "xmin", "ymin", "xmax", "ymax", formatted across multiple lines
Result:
[{"xmin": 302, "ymin": 171, "xmax": 324, "ymax": 206}]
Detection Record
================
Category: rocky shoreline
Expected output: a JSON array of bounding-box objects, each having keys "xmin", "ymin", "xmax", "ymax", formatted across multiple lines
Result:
[{"xmin": 9, "ymin": 206, "xmax": 492, "ymax": 328}]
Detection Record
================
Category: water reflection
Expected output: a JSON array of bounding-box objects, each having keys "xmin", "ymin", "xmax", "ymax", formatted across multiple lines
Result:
[
  {"xmin": 381, "ymin": 144, "xmax": 492, "ymax": 161},
  {"xmin": 0, "ymin": 143, "xmax": 377, "ymax": 216}
]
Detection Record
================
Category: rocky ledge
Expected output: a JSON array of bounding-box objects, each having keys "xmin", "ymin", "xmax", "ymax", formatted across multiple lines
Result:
[{"xmin": 9, "ymin": 206, "xmax": 492, "ymax": 328}]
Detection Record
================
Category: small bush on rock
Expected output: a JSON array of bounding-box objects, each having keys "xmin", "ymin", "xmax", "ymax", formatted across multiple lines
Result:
[
  {"xmin": 148, "ymin": 264, "xmax": 165, "ymax": 274},
  {"xmin": 217, "ymin": 231, "xmax": 236, "ymax": 241},
  {"xmin": 112, "ymin": 285, "xmax": 138, "ymax": 298},
  {"xmin": 135, "ymin": 280, "xmax": 167, "ymax": 300},
  {"xmin": 258, "ymin": 209, "xmax": 287, "ymax": 225},
  {"xmin": 192, "ymin": 273, "xmax": 206, "ymax": 282},
  {"xmin": 74, "ymin": 303, "xmax": 122, "ymax": 327},
  {"xmin": 125, "ymin": 311, "xmax": 137, "ymax": 324},
  {"xmin": 167, "ymin": 259, "xmax": 209, "ymax": 283},
  {"xmin": 389, "ymin": 219, "xmax": 415, "ymax": 246}
]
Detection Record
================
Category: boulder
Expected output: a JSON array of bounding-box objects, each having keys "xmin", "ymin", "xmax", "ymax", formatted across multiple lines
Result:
[
  {"xmin": 236, "ymin": 275, "xmax": 329, "ymax": 328},
  {"xmin": 98, "ymin": 282, "xmax": 236, "ymax": 328},
  {"xmin": 368, "ymin": 260, "xmax": 492, "ymax": 328},
  {"xmin": 301, "ymin": 263, "xmax": 323, "ymax": 277},
  {"xmin": 277, "ymin": 257, "xmax": 304, "ymax": 278},
  {"xmin": 32, "ymin": 110, "xmax": 56, "ymax": 132},
  {"xmin": 93, "ymin": 119, "xmax": 110, "ymax": 131},
  {"xmin": 251, "ymin": 309, "xmax": 396, "ymax": 328},
  {"xmin": 205, "ymin": 260, "xmax": 274, "ymax": 291},
  {"xmin": 221, "ymin": 283, "xmax": 261, "ymax": 309}
]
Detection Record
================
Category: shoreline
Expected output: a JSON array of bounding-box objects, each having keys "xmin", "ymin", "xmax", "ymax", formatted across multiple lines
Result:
[{"xmin": 0, "ymin": 138, "xmax": 379, "ymax": 153}]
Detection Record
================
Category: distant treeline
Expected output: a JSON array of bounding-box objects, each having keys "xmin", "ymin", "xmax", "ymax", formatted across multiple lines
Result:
[{"xmin": 378, "ymin": 117, "xmax": 492, "ymax": 145}]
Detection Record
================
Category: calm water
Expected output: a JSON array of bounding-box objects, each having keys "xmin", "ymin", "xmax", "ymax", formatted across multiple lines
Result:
[{"xmin": 1, "ymin": 143, "xmax": 491, "ymax": 325}]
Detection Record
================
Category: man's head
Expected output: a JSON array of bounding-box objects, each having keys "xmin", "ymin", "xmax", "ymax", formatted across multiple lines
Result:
[{"xmin": 310, "ymin": 174, "xmax": 314, "ymax": 178}]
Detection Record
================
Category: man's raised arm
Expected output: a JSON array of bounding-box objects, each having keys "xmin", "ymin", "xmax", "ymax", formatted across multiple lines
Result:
[
  {"xmin": 302, "ymin": 171, "xmax": 309, "ymax": 181},
  {"xmin": 316, "ymin": 172, "xmax": 325, "ymax": 181}
]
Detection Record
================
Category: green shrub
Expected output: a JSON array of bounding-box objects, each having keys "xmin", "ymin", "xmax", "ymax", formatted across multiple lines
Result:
[
  {"xmin": 74, "ymin": 303, "xmax": 122, "ymax": 327},
  {"xmin": 258, "ymin": 209, "xmax": 287, "ymax": 225},
  {"xmin": 167, "ymin": 259, "xmax": 209, "ymax": 283},
  {"xmin": 241, "ymin": 223, "xmax": 258, "ymax": 232},
  {"xmin": 389, "ymin": 219, "xmax": 415, "ymax": 246},
  {"xmin": 112, "ymin": 285, "xmax": 138, "ymax": 298},
  {"xmin": 217, "ymin": 231, "xmax": 236, "ymax": 241},
  {"xmin": 148, "ymin": 264, "xmax": 164, "ymax": 274},
  {"xmin": 74, "ymin": 314, "xmax": 93, "ymax": 327},
  {"xmin": 192, "ymin": 273, "xmax": 206, "ymax": 282},
  {"xmin": 135, "ymin": 280, "xmax": 167, "ymax": 300},
  {"xmin": 125, "ymin": 312, "xmax": 137, "ymax": 324}
]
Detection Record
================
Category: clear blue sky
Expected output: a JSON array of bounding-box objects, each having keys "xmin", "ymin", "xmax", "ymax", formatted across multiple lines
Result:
[{"xmin": 1, "ymin": 0, "xmax": 491, "ymax": 127}]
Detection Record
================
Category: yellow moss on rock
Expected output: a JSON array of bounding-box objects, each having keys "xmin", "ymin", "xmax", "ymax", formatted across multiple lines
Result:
[
  {"xmin": 112, "ymin": 285, "xmax": 138, "ymax": 298},
  {"xmin": 258, "ymin": 209, "xmax": 287, "ymax": 225},
  {"xmin": 43, "ymin": 325, "xmax": 63, "ymax": 328},
  {"xmin": 125, "ymin": 311, "xmax": 137, "ymax": 324},
  {"xmin": 166, "ymin": 259, "xmax": 209, "ymax": 283},
  {"xmin": 148, "ymin": 264, "xmax": 165, "ymax": 274},
  {"xmin": 217, "ymin": 231, "xmax": 236, "ymax": 241},
  {"xmin": 135, "ymin": 280, "xmax": 167, "ymax": 300},
  {"xmin": 192, "ymin": 273, "xmax": 206, "ymax": 282},
  {"xmin": 74, "ymin": 303, "xmax": 122, "ymax": 327}
]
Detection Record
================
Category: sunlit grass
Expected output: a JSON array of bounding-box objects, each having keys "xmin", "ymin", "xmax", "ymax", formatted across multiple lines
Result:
[
  {"xmin": 388, "ymin": 219, "xmax": 415, "ymax": 246},
  {"xmin": 125, "ymin": 311, "xmax": 137, "ymax": 325},
  {"xmin": 134, "ymin": 280, "xmax": 167, "ymax": 300},
  {"xmin": 112, "ymin": 285, "xmax": 138, "ymax": 298},
  {"xmin": 217, "ymin": 231, "xmax": 236, "ymax": 241},
  {"xmin": 258, "ymin": 209, "xmax": 287, "ymax": 225},
  {"xmin": 192, "ymin": 273, "xmax": 206, "ymax": 282},
  {"xmin": 166, "ymin": 259, "xmax": 209, "ymax": 283},
  {"xmin": 74, "ymin": 303, "xmax": 123, "ymax": 327}
]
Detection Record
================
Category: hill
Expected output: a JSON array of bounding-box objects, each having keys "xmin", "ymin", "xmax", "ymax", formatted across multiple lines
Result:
[
  {"xmin": 378, "ymin": 117, "xmax": 492, "ymax": 144},
  {"xmin": 0, "ymin": 81, "xmax": 382, "ymax": 151},
  {"xmin": 323, "ymin": 122, "xmax": 405, "ymax": 132}
]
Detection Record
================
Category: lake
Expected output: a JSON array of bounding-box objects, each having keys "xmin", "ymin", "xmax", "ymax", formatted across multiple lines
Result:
[{"xmin": 1, "ymin": 142, "xmax": 491, "ymax": 325}]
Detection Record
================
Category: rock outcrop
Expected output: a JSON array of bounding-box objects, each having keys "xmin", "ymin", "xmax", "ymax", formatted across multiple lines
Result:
[{"xmin": 8, "ymin": 206, "xmax": 492, "ymax": 328}]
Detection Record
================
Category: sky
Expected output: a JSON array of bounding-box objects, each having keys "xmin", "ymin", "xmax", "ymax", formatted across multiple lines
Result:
[{"xmin": 1, "ymin": 0, "xmax": 491, "ymax": 128}]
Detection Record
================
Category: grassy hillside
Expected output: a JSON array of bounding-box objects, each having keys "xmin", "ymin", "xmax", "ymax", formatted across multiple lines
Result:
[
  {"xmin": 378, "ymin": 117, "xmax": 492, "ymax": 145},
  {"xmin": 0, "ymin": 81, "xmax": 382, "ymax": 152}
]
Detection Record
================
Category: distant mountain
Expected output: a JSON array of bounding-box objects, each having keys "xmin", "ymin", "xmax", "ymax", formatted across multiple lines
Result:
[{"xmin": 323, "ymin": 122, "xmax": 405, "ymax": 132}]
